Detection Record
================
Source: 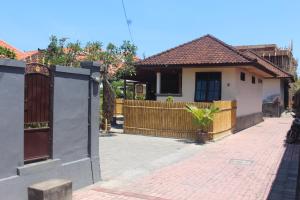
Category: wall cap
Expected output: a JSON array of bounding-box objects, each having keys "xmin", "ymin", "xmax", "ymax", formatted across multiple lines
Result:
[
  {"xmin": 0, "ymin": 59, "xmax": 26, "ymax": 68},
  {"xmin": 55, "ymin": 65, "xmax": 90, "ymax": 75}
]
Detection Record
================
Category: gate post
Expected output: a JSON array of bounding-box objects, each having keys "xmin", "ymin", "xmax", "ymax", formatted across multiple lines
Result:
[{"xmin": 80, "ymin": 61, "xmax": 101, "ymax": 182}]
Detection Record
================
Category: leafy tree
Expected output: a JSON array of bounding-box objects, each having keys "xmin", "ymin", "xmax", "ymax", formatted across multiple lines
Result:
[
  {"xmin": 84, "ymin": 41, "xmax": 103, "ymax": 61},
  {"xmin": 0, "ymin": 46, "xmax": 16, "ymax": 59},
  {"xmin": 41, "ymin": 35, "xmax": 81, "ymax": 67},
  {"xmin": 115, "ymin": 41, "xmax": 137, "ymax": 79},
  {"xmin": 111, "ymin": 80, "xmax": 124, "ymax": 98}
]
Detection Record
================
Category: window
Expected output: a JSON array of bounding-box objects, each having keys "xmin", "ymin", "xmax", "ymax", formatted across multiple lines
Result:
[
  {"xmin": 258, "ymin": 79, "xmax": 263, "ymax": 84},
  {"xmin": 240, "ymin": 72, "xmax": 245, "ymax": 81},
  {"xmin": 195, "ymin": 72, "xmax": 221, "ymax": 102},
  {"xmin": 160, "ymin": 70, "xmax": 181, "ymax": 94},
  {"xmin": 252, "ymin": 76, "xmax": 256, "ymax": 84}
]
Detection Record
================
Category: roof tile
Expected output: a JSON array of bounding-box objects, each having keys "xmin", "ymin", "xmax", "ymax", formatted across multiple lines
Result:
[{"xmin": 136, "ymin": 34, "xmax": 253, "ymax": 66}]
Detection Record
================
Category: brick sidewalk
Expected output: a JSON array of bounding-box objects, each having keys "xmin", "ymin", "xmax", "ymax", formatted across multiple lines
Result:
[{"xmin": 74, "ymin": 117, "xmax": 298, "ymax": 200}]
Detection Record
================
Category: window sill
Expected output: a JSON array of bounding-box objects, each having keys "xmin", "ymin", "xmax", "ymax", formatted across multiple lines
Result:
[{"xmin": 156, "ymin": 93, "xmax": 182, "ymax": 97}]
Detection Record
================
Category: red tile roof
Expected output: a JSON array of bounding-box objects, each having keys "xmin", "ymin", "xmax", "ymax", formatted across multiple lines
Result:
[
  {"xmin": 0, "ymin": 40, "xmax": 40, "ymax": 60},
  {"xmin": 135, "ymin": 34, "xmax": 292, "ymax": 79},
  {"xmin": 136, "ymin": 34, "xmax": 255, "ymax": 66},
  {"xmin": 0, "ymin": 40, "xmax": 25, "ymax": 59},
  {"xmin": 242, "ymin": 50, "xmax": 292, "ymax": 78}
]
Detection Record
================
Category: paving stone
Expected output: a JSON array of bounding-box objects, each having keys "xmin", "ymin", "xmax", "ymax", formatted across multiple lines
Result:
[{"xmin": 74, "ymin": 117, "xmax": 299, "ymax": 200}]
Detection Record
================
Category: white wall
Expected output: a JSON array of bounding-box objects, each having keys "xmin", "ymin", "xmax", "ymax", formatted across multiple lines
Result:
[
  {"xmin": 235, "ymin": 68, "xmax": 263, "ymax": 116},
  {"xmin": 157, "ymin": 67, "xmax": 237, "ymax": 101},
  {"xmin": 157, "ymin": 67, "xmax": 263, "ymax": 117},
  {"xmin": 262, "ymin": 79, "xmax": 284, "ymax": 106}
]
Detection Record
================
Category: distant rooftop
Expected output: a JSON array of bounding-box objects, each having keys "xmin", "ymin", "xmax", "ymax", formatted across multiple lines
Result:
[{"xmin": 0, "ymin": 40, "xmax": 38, "ymax": 60}]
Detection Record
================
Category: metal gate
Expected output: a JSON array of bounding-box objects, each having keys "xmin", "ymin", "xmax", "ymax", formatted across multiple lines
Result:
[{"xmin": 24, "ymin": 63, "xmax": 53, "ymax": 163}]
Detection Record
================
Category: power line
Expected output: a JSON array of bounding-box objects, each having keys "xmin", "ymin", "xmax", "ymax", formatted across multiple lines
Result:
[{"xmin": 121, "ymin": 0, "xmax": 134, "ymax": 44}]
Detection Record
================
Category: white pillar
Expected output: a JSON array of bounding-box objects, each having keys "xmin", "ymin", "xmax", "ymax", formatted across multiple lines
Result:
[{"xmin": 156, "ymin": 72, "xmax": 161, "ymax": 94}]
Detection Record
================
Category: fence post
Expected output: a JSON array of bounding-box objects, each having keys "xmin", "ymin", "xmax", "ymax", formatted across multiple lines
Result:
[{"xmin": 231, "ymin": 100, "xmax": 237, "ymax": 132}]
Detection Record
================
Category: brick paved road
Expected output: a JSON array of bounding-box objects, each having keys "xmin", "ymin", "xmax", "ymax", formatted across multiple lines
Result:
[{"xmin": 74, "ymin": 117, "xmax": 297, "ymax": 200}]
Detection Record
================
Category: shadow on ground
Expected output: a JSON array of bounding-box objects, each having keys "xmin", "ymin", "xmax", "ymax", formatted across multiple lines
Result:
[{"xmin": 267, "ymin": 138, "xmax": 300, "ymax": 200}]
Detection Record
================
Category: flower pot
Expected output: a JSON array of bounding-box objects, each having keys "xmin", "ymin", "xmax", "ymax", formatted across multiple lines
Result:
[{"xmin": 196, "ymin": 129, "xmax": 209, "ymax": 143}]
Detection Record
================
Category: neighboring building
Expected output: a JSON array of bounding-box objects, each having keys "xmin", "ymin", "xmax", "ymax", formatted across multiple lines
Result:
[
  {"xmin": 236, "ymin": 43, "xmax": 298, "ymax": 76},
  {"xmin": 0, "ymin": 40, "xmax": 38, "ymax": 60},
  {"xmin": 134, "ymin": 34, "xmax": 292, "ymax": 131},
  {"xmin": 236, "ymin": 44, "xmax": 297, "ymax": 112}
]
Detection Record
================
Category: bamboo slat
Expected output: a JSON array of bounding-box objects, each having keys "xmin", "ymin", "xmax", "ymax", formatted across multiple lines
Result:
[
  {"xmin": 114, "ymin": 98, "xmax": 124, "ymax": 116},
  {"xmin": 123, "ymin": 100, "xmax": 237, "ymax": 141}
]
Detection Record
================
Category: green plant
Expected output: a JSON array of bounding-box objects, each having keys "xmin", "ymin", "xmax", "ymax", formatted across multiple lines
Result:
[
  {"xmin": 111, "ymin": 80, "xmax": 124, "ymax": 98},
  {"xmin": 0, "ymin": 46, "xmax": 16, "ymax": 59},
  {"xmin": 136, "ymin": 95, "xmax": 145, "ymax": 100},
  {"xmin": 166, "ymin": 96, "xmax": 174, "ymax": 103},
  {"xmin": 185, "ymin": 105, "xmax": 219, "ymax": 131}
]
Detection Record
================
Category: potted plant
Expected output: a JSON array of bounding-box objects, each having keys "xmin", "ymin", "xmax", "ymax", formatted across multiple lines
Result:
[
  {"xmin": 185, "ymin": 104, "xmax": 219, "ymax": 142},
  {"xmin": 166, "ymin": 96, "xmax": 174, "ymax": 103}
]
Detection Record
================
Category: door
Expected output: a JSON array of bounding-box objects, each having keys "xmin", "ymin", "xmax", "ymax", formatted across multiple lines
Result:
[
  {"xmin": 24, "ymin": 63, "xmax": 52, "ymax": 163},
  {"xmin": 195, "ymin": 72, "xmax": 221, "ymax": 102}
]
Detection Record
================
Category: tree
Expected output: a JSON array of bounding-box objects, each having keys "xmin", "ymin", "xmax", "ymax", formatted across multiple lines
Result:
[
  {"xmin": 82, "ymin": 41, "xmax": 137, "ymax": 131},
  {"xmin": 115, "ymin": 41, "xmax": 137, "ymax": 79},
  {"xmin": 84, "ymin": 41, "xmax": 103, "ymax": 61},
  {"xmin": 0, "ymin": 46, "xmax": 16, "ymax": 59},
  {"xmin": 41, "ymin": 35, "xmax": 81, "ymax": 67},
  {"xmin": 83, "ymin": 42, "xmax": 118, "ymax": 131}
]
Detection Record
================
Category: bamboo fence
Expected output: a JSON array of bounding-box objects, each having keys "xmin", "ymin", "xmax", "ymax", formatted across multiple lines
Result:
[
  {"xmin": 123, "ymin": 100, "xmax": 237, "ymax": 141},
  {"xmin": 114, "ymin": 98, "xmax": 124, "ymax": 116}
]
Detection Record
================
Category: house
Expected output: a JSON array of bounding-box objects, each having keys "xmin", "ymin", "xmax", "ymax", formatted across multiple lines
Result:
[
  {"xmin": 236, "ymin": 44, "xmax": 297, "ymax": 76},
  {"xmin": 0, "ymin": 40, "xmax": 38, "ymax": 60},
  {"xmin": 236, "ymin": 44, "xmax": 297, "ymax": 113},
  {"xmin": 133, "ymin": 34, "xmax": 292, "ymax": 131}
]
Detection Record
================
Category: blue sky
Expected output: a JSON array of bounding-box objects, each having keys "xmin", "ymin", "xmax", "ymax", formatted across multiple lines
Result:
[{"xmin": 0, "ymin": 0, "xmax": 299, "ymax": 71}]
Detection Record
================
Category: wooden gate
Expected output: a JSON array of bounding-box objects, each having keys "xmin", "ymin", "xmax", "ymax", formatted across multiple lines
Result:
[{"xmin": 24, "ymin": 63, "xmax": 53, "ymax": 163}]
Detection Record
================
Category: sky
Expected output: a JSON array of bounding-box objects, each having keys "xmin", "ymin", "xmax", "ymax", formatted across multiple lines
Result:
[{"xmin": 0, "ymin": 0, "xmax": 299, "ymax": 73}]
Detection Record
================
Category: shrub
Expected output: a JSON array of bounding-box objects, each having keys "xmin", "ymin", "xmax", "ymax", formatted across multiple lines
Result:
[
  {"xmin": 0, "ymin": 46, "xmax": 16, "ymax": 59},
  {"xmin": 185, "ymin": 105, "xmax": 219, "ymax": 132},
  {"xmin": 166, "ymin": 96, "xmax": 174, "ymax": 103}
]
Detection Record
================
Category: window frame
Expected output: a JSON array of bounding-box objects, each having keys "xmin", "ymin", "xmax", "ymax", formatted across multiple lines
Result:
[
  {"xmin": 194, "ymin": 72, "xmax": 222, "ymax": 102},
  {"xmin": 240, "ymin": 72, "xmax": 246, "ymax": 81},
  {"xmin": 159, "ymin": 69, "xmax": 182, "ymax": 95},
  {"xmin": 252, "ymin": 76, "xmax": 256, "ymax": 84}
]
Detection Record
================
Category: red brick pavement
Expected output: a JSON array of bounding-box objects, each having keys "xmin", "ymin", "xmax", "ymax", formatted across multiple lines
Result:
[{"xmin": 74, "ymin": 117, "xmax": 294, "ymax": 200}]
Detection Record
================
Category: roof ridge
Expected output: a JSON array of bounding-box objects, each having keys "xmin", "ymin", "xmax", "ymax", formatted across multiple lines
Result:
[
  {"xmin": 246, "ymin": 50, "xmax": 293, "ymax": 77},
  {"xmin": 0, "ymin": 40, "xmax": 24, "ymax": 54},
  {"xmin": 136, "ymin": 35, "xmax": 210, "ymax": 65},
  {"xmin": 136, "ymin": 34, "xmax": 254, "ymax": 65}
]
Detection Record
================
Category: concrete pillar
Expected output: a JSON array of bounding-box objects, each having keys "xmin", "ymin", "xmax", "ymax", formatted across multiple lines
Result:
[
  {"xmin": 28, "ymin": 179, "xmax": 72, "ymax": 200},
  {"xmin": 156, "ymin": 72, "xmax": 161, "ymax": 94},
  {"xmin": 80, "ymin": 61, "xmax": 101, "ymax": 183}
]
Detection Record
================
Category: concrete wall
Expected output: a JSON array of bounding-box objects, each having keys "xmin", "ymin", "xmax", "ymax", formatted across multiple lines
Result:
[
  {"xmin": 0, "ymin": 59, "xmax": 25, "ymax": 179},
  {"xmin": 0, "ymin": 59, "xmax": 101, "ymax": 200},
  {"xmin": 235, "ymin": 68, "xmax": 263, "ymax": 117},
  {"xmin": 157, "ymin": 67, "xmax": 263, "ymax": 117},
  {"xmin": 262, "ymin": 78, "xmax": 284, "ymax": 106},
  {"xmin": 157, "ymin": 67, "xmax": 237, "ymax": 101},
  {"xmin": 52, "ymin": 66, "xmax": 90, "ymax": 163}
]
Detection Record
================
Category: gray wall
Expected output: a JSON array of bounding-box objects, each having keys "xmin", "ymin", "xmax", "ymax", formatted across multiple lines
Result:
[
  {"xmin": 0, "ymin": 59, "xmax": 25, "ymax": 179},
  {"xmin": 52, "ymin": 66, "xmax": 90, "ymax": 162},
  {"xmin": 0, "ymin": 59, "xmax": 101, "ymax": 200}
]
